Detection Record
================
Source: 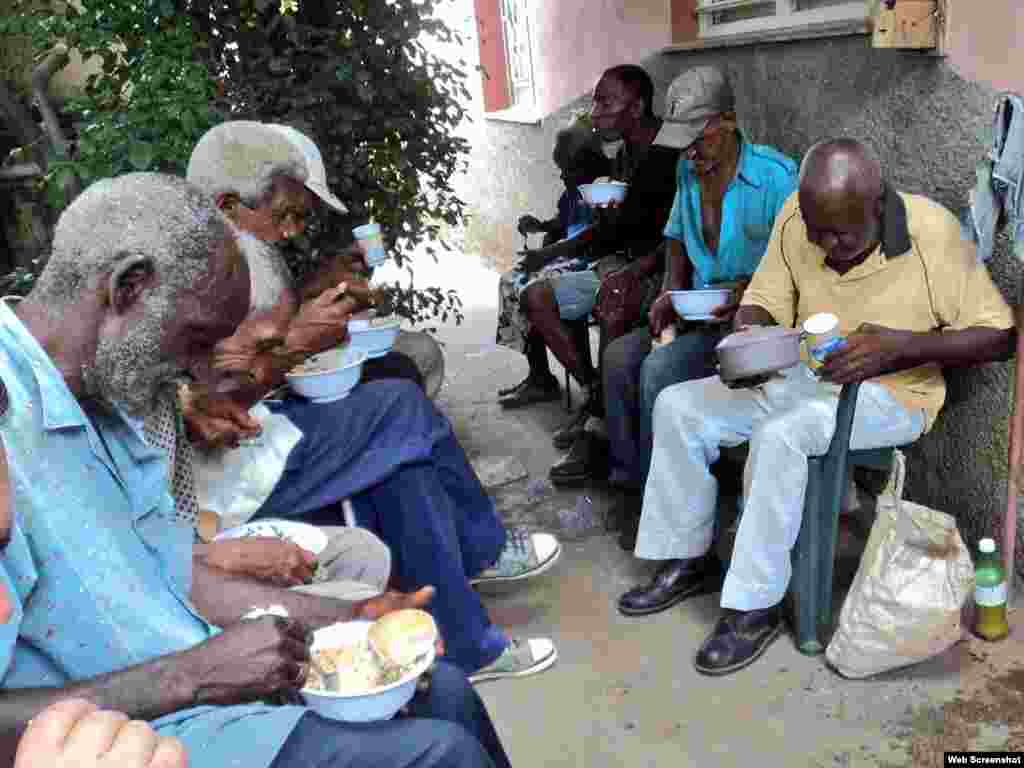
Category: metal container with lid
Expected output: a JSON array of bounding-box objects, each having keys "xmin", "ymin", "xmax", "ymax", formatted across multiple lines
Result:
[{"xmin": 715, "ymin": 325, "xmax": 803, "ymax": 382}]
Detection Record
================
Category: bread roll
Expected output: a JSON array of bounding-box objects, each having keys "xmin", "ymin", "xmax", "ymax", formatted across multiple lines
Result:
[{"xmin": 368, "ymin": 609, "xmax": 438, "ymax": 667}]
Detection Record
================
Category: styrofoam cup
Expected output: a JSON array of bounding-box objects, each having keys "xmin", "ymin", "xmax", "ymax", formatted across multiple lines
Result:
[{"xmin": 353, "ymin": 223, "xmax": 387, "ymax": 268}]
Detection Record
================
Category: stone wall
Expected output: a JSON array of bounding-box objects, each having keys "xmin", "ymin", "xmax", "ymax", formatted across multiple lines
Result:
[{"xmin": 461, "ymin": 33, "xmax": 1024, "ymax": 573}]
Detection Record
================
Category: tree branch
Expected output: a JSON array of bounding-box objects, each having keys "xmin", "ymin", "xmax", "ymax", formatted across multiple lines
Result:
[
  {"xmin": 30, "ymin": 46, "xmax": 82, "ymax": 200},
  {"xmin": 31, "ymin": 47, "xmax": 71, "ymax": 158},
  {"xmin": 0, "ymin": 81, "xmax": 42, "ymax": 164}
]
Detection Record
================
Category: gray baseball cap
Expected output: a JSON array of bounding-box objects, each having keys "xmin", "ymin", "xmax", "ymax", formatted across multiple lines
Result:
[{"xmin": 653, "ymin": 66, "xmax": 735, "ymax": 150}]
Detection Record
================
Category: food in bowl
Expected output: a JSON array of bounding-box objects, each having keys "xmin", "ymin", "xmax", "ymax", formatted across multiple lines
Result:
[
  {"xmin": 300, "ymin": 616, "xmax": 437, "ymax": 722},
  {"xmin": 292, "ymin": 356, "xmax": 330, "ymax": 374},
  {"xmin": 368, "ymin": 609, "xmax": 438, "ymax": 667},
  {"xmin": 214, "ymin": 520, "xmax": 329, "ymax": 556},
  {"xmin": 578, "ymin": 181, "xmax": 629, "ymax": 207},
  {"xmin": 285, "ymin": 347, "xmax": 367, "ymax": 403},
  {"xmin": 307, "ymin": 638, "xmax": 410, "ymax": 694},
  {"xmin": 347, "ymin": 316, "xmax": 402, "ymax": 359}
]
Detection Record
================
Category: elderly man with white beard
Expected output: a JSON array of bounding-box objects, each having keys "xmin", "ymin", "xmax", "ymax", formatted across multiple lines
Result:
[
  {"xmin": 0, "ymin": 172, "xmax": 514, "ymax": 768},
  {"xmin": 174, "ymin": 121, "xmax": 559, "ymax": 682}
]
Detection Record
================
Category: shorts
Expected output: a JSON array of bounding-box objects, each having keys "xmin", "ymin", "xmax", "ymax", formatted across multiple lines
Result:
[{"xmin": 551, "ymin": 269, "xmax": 602, "ymax": 321}]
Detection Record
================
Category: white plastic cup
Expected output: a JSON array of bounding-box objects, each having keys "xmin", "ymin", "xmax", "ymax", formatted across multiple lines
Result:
[
  {"xmin": 353, "ymin": 223, "xmax": 387, "ymax": 268},
  {"xmin": 803, "ymin": 312, "xmax": 846, "ymax": 370}
]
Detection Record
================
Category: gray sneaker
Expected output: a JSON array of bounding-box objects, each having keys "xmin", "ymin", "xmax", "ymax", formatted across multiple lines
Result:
[
  {"xmin": 468, "ymin": 637, "xmax": 558, "ymax": 684},
  {"xmin": 470, "ymin": 527, "xmax": 561, "ymax": 586}
]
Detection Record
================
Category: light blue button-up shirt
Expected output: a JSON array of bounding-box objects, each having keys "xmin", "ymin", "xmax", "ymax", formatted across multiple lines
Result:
[
  {"xmin": 0, "ymin": 303, "xmax": 304, "ymax": 768},
  {"xmin": 664, "ymin": 138, "xmax": 798, "ymax": 288}
]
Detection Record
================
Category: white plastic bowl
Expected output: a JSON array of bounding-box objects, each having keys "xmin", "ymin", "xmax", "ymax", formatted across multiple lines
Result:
[
  {"xmin": 213, "ymin": 520, "xmax": 328, "ymax": 555},
  {"xmin": 285, "ymin": 347, "xmax": 367, "ymax": 403},
  {"xmin": 347, "ymin": 318, "xmax": 402, "ymax": 360},
  {"xmin": 669, "ymin": 288, "xmax": 733, "ymax": 321},
  {"xmin": 578, "ymin": 181, "xmax": 629, "ymax": 207},
  {"xmin": 301, "ymin": 620, "xmax": 436, "ymax": 722}
]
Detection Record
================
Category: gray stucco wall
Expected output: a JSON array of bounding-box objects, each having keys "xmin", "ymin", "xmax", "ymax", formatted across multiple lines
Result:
[{"xmin": 462, "ymin": 33, "xmax": 1024, "ymax": 574}]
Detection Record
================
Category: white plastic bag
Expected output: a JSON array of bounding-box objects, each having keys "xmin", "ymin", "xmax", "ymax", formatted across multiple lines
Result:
[
  {"xmin": 193, "ymin": 403, "xmax": 303, "ymax": 530},
  {"xmin": 825, "ymin": 450, "xmax": 974, "ymax": 678}
]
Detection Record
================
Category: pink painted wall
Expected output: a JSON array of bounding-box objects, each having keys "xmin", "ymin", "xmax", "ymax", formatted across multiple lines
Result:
[
  {"xmin": 531, "ymin": 0, "xmax": 670, "ymax": 117},
  {"xmin": 946, "ymin": 0, "xmax": 1024, "ymax": 94}
]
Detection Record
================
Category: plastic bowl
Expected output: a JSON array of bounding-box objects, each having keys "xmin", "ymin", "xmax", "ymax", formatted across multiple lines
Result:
[
  {"xmin": 300, "ymin": 620, "xmax": 436, "ymax": 722},
  {"xmin": 213, "ymin": 520, "xmax": 328, "ymax": 555},
  {"xmin": 578, "ymin": 181, "xmax": 629, "ymax": 207},
  {"xmin": 668, "ymin": 288, "xmax": 733, "ymax": 321},
  {"xmin": 285, "ymin": 347, "xmax": 367, "ymax": 403},
  {"xmin": 347, "ymin": 318, "xmax": 402, "ymax": 360}
]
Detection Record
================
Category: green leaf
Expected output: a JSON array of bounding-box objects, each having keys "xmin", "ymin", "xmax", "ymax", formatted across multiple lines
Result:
[{"xmin": 128, "ymin": 141, "xmax": 155, "ymax": 170}]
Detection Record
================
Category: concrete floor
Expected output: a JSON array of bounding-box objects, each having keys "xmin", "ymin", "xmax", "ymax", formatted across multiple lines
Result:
[{"xmin": 377, "ymin": 248, "xmax": 1024, "ymax": 768}]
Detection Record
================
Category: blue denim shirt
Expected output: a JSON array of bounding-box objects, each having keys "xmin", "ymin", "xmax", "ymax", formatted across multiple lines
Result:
[
  {"xmin": 664, "ymin": 139, "xmax": 797, "ymax": 288},
  {"xmin": 0, "ymin": 302, "xmax": 304, "ymax": 768}
]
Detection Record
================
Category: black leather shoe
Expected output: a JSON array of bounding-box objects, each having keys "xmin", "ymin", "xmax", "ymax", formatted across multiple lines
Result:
[
  {"xmin": 549, "ymin": 432, "xmax": 607, "ymax": 487},
  {"xmin": 497, "ymin": 376, "xmax": 531, "ymax": 398},
  {"xmin": 617, "ymin": 557, "xmax": 720, "ymax": 616},
  {"xmin": 499, "ymin": 376, "xmax": 561, "ymax": 409},
  {"xmin": 552, "ymin": 406, "xmax": 590, "ymax": 450},
  {"xmin": 694, "ymin": 606, "xmax": 783, "ymax": 676}
]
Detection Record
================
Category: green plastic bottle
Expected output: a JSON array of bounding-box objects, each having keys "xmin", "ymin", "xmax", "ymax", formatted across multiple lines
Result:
[{"xmin": 974, "ymin": 538, "xmax": 1010, "ymax": 642}]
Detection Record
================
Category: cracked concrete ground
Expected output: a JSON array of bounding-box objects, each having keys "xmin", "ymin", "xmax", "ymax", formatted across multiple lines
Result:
[{"xmin": 378, "ymin": 248, "xmax": 1024, "ymax": 768}]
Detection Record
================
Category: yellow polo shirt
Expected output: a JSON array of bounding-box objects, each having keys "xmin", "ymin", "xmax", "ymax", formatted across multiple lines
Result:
[{"xmin": 741, "ymin": 189, "xmax": 1014, "ymax": 430}]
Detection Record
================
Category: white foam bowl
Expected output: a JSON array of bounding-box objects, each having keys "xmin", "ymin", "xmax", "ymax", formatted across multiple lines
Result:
[
  {"xmin": 579, "ymin": 181, "xmax": 629, "ymax": 207},
  {"xmin": 347, "ymin": 318, "xmax": 402, "ymax": 360},
  {"xmin": 300, "ymin": 620, "xmax": 436, "ymax": 722},
  {"xmin": 213, "ymin": 520, "xmax": 328, "ymax": 555},
  {"xmin": 285, "ymin": 347, "xmax": 367, "ymax": 403},
  {"xmin": 669, "ymin": 288, "xmax": 733, "ymax": 321}
]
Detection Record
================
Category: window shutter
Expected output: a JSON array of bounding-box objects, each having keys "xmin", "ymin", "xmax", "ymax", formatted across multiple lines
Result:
[{"xmin": 474, "ymin": 0, "xmax": 511, "ymax": 112}]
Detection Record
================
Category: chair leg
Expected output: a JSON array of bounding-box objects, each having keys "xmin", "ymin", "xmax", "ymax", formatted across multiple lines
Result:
[{"xmin": 790, "ymin": 458, "xmax": 826, "ymax": 654}]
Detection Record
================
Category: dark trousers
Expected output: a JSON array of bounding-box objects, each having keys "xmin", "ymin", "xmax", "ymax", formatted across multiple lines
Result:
[
  {"xmin": 603, "ymin": 326, "xmax": 723, "ymax": 487},
  {"xmin": 269, "ymin": 661, "xmax": 512, "ymax": 768},
  {"xmin": 259, "ymin": 380, "xmax": 508, "ymax": 672}
]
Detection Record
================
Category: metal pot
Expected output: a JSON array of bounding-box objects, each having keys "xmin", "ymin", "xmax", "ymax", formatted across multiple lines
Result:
[{"xmin": 715, "ymin": 326, "xmax": 803, "ymax": 382}]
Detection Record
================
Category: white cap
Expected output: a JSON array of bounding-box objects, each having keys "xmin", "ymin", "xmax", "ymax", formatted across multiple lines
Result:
[
  {"xmin": 269, "ymin": 124, "xmax": 349, "ymax": 215},
  {"xmin": 979, "ymin": 538, "xmax": 996, "ymax": 554}
]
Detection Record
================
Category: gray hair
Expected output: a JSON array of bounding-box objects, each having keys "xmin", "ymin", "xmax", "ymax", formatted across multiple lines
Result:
[
  {"xmin": 187, "ymin": 120, "xmax": 309, "ymax": 206},
  {"xmin": 32, "ymin": 173, "xmax": 234, "ymax": 307}
]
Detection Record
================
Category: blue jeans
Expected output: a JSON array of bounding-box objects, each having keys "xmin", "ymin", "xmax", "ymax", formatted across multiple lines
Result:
[
  {"xmin": 256, "ymin": 380, "xmax": 509, "ymax": 672},
  {"xmin": 268, "ymin": 661, "xmax": 511, "ymax": 768},
  {"xmin": 603, "ymin": 326, "xmax": 724, "ymax": 488}
]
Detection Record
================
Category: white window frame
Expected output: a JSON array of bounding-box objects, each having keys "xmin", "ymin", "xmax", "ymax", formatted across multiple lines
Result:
[{"xmin": 696, "ymin": 0, "xmax": 869, "ymax": 40}]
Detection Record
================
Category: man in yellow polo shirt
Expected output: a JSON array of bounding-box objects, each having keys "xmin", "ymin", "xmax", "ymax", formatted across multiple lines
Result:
[{"xmin": 621, "ymin": 138, "xmax": 1015, "ymax": 675}]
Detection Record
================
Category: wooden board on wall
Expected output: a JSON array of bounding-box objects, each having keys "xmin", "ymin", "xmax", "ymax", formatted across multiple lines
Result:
[
  {"xmin": 872, "ymin": 0, "xmax": 939, "ymax": 49},
  {"xmin": 474, "ymin": 0, "xmax": 511, "ymax": 112},
  {"xmin": 669, "ymin": 0, "xmax": 699, "ymax": 45}
]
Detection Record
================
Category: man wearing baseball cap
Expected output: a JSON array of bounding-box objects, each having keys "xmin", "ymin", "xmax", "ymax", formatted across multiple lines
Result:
[
  {"xmin": 180, "ymin": 120, "xmax": 561, "ymax": 683},
  {"xmin": 603, "ymin": 66, "xmax": 797, "ymax": 561}
]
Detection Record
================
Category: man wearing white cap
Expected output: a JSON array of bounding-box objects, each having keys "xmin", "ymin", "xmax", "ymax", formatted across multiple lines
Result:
[
  {"xmin": 176, "ymin": 121, "xmax": 560, "ymax": 683},
  {"xmin": 267, "ymin": 123, "xmax": 445, "ymax": 396},
  {"xmin": 602, "ymin": 66, "xmax": 796, "ymax": 555}
]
